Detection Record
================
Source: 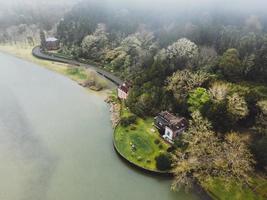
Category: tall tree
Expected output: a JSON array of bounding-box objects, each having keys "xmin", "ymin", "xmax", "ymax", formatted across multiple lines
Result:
[
  {"xmin": 167, "ymin": 70, "xmax": 210, "ymax": 103},
  {"xmin": 251, "ymin": 135, "xmax": 267, "ymax": 170},
  {"xmin": 187, "ymin": 87, "xmax": 211, "ymax": 113},
  {"xmin": 254, "ymin": 38, "xmax": 267, "ymax": 83},
  {"xmin": 157, "ymin": 38, "xmax": 199, "ymax": 70},
  {"xmin": 105, "ymin": 29, "xmax": 158, "ymax": 75},
  {"xmin": 226, "ymin": 93, "xmax": 249, "ymax": 122},
  {"xmin": 40, "ymin": 30, "xmax": 46, "ymax": 49},
  {"xmin": 254, "ymin": 100, "xmax": 267, "ymax": 135},
  {"xmin": 172, "ymin": 111, "xmax": 255, "ymax": 191},
  {"xmin": 81, "ymin": 23, "xmax": 109, "ymax": 61},
  {"xmin": 215, "ymin": 26, "xmax": 241, "ymax": 54},
  {"xmin": 219, "ymin": 48, "xmax": 243, "ymax": 81},
  {"xmin": 209, "ymin": 81, "xmax": 229, "ymax": 102}
]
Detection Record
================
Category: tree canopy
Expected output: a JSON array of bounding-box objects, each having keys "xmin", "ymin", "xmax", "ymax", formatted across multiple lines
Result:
[{"xmin": 172, "ymin": 111, "xmax": 255, "ymax": 191}]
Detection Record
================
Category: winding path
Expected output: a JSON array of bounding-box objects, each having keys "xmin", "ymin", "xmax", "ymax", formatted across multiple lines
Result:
[{"xmin": 32, "ymin": 46, "xmax": 123, "ymax": 86}]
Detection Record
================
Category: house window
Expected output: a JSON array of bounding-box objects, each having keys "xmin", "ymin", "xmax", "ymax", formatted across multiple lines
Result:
[
  {"xmin": 164, "ymin": 127, "xmax": 173, "ymax": 139},
  {"xmin": 166, "ymin": 130, "xmax": 171, "ymax": 137}
]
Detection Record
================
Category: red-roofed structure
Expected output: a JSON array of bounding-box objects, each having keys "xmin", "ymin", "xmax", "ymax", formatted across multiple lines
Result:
[{"xmin": 118, "ymin": 82, "xmax": 131, "ymax": 100}]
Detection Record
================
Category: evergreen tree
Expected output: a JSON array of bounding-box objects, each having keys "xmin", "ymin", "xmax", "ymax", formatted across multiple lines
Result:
[
  {"xmin": 40, "ymin": 30, "xmax": 46, "ymax": 50},
  {"xmin": 219, "ymin": 48, "xmax": 243, "ymax": 81}
]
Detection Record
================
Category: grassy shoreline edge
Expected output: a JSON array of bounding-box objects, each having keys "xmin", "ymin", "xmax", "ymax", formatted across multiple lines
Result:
[
  {"xmin": 113, "ymin": 123, "xmax": 172, "ymax": 175},
  {"xmin": 0, "ymin": 44, "xmax": 112, "ymax": 99}
]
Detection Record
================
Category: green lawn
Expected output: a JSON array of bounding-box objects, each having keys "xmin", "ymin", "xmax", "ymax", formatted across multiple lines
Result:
[
  {"xmin": 48, "ymin": 50, "xmax": 74, "ymax": 60},
  {"xmin": 114, "ymin": 106, "xmax": 171, "ymax": 172},
  {"xmin": 203, "ymin": 176, "xmax": 267, "ymax": 200},
  {"xmin": 65, "ymin": 67, "xmax": 87, "ymax": 80},
  {"xmin": 54, "ymin": 52, "xmax": 73, "ymax": 60}
]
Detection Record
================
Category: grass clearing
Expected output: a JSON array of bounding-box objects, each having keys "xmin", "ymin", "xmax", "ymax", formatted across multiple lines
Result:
[
  {"xmin": 66, "ymin": 67, "xmax": 88, "ymax": 80},
  {"xmin": 48, "ymin": 51, "xmax": 74, "ymax": 60},
  {"xmin": 114, "ymin": 106, "xmax": 171, "ymax": 172}
]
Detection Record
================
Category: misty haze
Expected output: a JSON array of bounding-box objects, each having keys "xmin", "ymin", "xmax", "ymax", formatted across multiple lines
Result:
[{"xmin": 0, "ymin": 0, "xmax": 266, "ymax": 200}]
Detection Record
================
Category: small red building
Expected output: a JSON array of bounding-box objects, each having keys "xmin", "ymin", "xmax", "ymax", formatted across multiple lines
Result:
[
  {"xmin": 118, "ymin": 82, "xmax": 131, "ymax": 100},
  {"xmin": 45, "ymin": 37, "xmax": 60, "ymax": 50}
]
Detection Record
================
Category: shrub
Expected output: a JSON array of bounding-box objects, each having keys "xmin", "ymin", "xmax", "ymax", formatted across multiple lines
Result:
[
  {"xmin": 167, "ymin": 146, "xmax": 176, "ymax": 153},
  {"xmin": 137, "ymin": 156, "xmax": 143, "ymax": 161},
  {"xmin": 188, "ymin": 87, "xmax": 211, "ymax": 113},
  {"xmin": 120, "ymin": 115, "xmax": 137, "ymax": 127},
  {"xmin": 67, "ymin": 67, "xmax": 79, "ymax": 75},
  {"xmin": 84, "ymin": 70, "xmax": 107, "ymax": 90},
  {"xmin": 219, "ymin": 48, "xmax": 243, "ymax": 81},
  {"xmin": 155, "ymin": 153, "xmax": 172, "ymax": 171},
  {"xmin": 227, "ymin": 93, "xmax": 249, "ymax": 121},
  {"xmin": 154, "ymin": 139, "xmax": 160, "ymax": 144}
]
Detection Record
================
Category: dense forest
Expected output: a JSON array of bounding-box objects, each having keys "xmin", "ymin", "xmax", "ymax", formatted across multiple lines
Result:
[
  {"xmin": 55, "ymin": 0, "xmax": 267, "ymax": 191},
  {"xmin": 0, "ymin": 0, "xmax": 75, "ymax": 44}
]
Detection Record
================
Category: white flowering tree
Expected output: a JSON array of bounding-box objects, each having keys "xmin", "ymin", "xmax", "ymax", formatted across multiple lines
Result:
[
  {"xmin": 157, "ymin": 38, "xmax": 199, "ymax": 69},
  {"xmin": 105, "ymin": 30, "xmax": 158, "ymax": 72},
  {"xmin": 209, "ymin": 81, "xmax": 229, "ymax": 102},
  {"xmin": 81, "ymin": 23, "xmax": 109, "ymax": 61},
  {"xmin": 227, "ymin": 93, "xmax": 249, "ymax": 121}
]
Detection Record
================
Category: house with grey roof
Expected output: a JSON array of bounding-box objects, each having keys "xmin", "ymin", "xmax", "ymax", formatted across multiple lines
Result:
[
  {"xmin": 45, "ymin": 37, "xmax": 60, "ymax": 50},
  {"xmin": 154, "ymin": 111, "xmax": 187, "ymax": 143}
]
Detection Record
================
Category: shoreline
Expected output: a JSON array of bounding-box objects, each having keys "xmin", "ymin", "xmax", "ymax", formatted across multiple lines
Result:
[
  {"xmin": 111, "ymin": 99, "xmax": 173, "ymax": 174},
  {"xmin": 0, "ymin": 44, "xmax": 113, "ymax": 99},
  {"xmin": 0, "ymin": 43, "xmax": 166, "ymax": 173},
  {"xmin": 0, "ymin": 44, "xmax": 164, "ymax": 173},
  {"xmin": 113, "ymin": 123, "xmax": 172, "ymax": 175}
]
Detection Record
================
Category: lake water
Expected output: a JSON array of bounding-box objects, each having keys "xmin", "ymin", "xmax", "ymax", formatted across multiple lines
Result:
[{"xmin": 0, "ymin": 52, "xmax": 198, "ymax": 200}]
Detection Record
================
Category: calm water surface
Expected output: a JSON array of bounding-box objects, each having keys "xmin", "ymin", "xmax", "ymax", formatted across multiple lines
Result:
[{"xmin": 0, "ymin": 52, "xmax": 198, "ymax": 200}]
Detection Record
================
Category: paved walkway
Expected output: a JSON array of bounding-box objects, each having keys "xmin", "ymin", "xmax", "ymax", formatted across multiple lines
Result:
[{"xmin": 32, "ymin": 46, "xmax": 123, "ymax": 86}]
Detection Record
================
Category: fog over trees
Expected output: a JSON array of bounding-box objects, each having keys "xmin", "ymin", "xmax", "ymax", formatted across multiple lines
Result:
[
  {"xmin": 1, "ymin": 0, "xmax": 267, "ymax": 44},
  {"xmin": 0, "ymin": 0, "xmax": 267, "ymax": 198},
  {"xmin": 0, "ymin": 0, "xmax": 76, "ymax": 44}
]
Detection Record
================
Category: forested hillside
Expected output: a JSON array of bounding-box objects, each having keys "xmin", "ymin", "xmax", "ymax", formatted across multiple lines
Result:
[
  {"xmin": 1, "ymin": 0, "xmax": 266, "ymax": 198},
  {"xmin": 0, "ymin": 0, "xmax": 75, "ymax": 44},
  {"xmin": 55, "ymin": 1, "xmax": 267, "ymax": 194}
]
